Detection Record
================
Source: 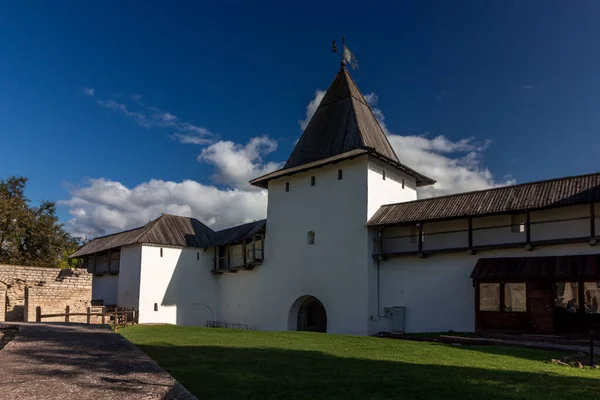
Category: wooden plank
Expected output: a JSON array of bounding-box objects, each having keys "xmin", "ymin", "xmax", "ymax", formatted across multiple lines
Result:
[
  {"xmin": 107, "ymin": 249, "xmax": 112, "ymax": 272},
  {"xmin": 417, "ymin": 223, "xmax": 423, "ymax": 252},
  {"xmin": 36, "ymin": 306, "xmax": 41, "ymax": 323},
  {"xmin": 242, "ymin": 239, "xmax": 247, "ymax": 266},
  {"xmin": 65, "ymin": 305, "xmax": 70, "ymax": 323},
  {"xmin": 591, "ymin": 201, "xmax": 596, "ymax": 238},
  {"xmin": 468, "ymin": 216, "xmax": 473, "ymax": 249},
  {"xmin": 525, "ymin": 211, "xmax": 531, "ymax": 244},
  {"xmin": 87, "ymin": 307, "xmax": 91, "ymax": 324}
]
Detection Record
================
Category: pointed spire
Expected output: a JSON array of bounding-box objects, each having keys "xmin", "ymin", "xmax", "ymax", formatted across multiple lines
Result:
[{"xmin": 284, "ymin": 67, "xmax": 399, "ymax": 169}]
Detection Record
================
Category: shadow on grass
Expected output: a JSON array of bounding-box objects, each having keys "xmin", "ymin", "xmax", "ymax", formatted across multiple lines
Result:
[{"xmin": 136, "ymin": 343, "xmax": 600, "ymax": 400}]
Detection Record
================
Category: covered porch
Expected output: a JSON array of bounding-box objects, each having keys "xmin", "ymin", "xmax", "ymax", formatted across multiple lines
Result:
[{"xmin": 472, "ymin": 254, "xmax": 600, "ymax": 335}]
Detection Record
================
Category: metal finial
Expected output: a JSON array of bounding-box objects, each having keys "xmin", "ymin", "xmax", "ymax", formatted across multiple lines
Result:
[
  {"xmin": 332, "ymin": 40, "xmax": 337, "ymax": 53},
  {"xmin": 341, "ymin": 59, "xmax": 346, "ymax": 69}
]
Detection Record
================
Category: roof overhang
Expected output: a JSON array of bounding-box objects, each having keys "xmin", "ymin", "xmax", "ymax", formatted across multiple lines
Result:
[{"xmin": 250, "ymin": 148, "xmax": 436, "ymax": 189}]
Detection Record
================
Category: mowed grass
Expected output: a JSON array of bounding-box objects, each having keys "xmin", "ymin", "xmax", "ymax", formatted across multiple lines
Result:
[{"xmin": 120, "ymin": 325, "xmax": 600, "ymax": 400}]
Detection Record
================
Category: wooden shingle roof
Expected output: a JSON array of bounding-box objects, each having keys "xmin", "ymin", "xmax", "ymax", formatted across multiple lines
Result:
[
  {"xmin": 250, "ymin": 66, "xmax": 435, "ymax": 188},
  {"xmin": 71, "ymin": 214, "xmax": 215, "ymax": 257},
  {"xmin": 367, "ymin": 171, "xmax": 600, "ymax": 226}
]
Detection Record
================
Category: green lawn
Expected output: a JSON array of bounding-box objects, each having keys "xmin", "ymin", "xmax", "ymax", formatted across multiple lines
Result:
[{"xmin": 120, "ymin": 325, "xmax": 600, "ymax": 400}]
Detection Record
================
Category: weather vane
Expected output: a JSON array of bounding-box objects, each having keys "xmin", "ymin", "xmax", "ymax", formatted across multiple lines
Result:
[{"xmin": 331, "ymin": 36, "xmax": 359, "ymax": 70}]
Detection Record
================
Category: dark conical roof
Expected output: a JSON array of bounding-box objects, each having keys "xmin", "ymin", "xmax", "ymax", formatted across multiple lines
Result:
[
  {"xmin": 250, "ymin": 66, "xmax": 435, "ymax": 189},
  {"xmin": 284, "ymin": 67, "xmax": 399, "ymax": 169}
]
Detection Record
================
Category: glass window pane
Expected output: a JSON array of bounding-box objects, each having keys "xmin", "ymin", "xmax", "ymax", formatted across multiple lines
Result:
[
  {"xmin": 584, "ymin": 282, "xmax": 600, "ymax": 314},
  {"xmin": 479, "ymin": 283, "xmax": 500, "ymax": 311},
  {"xmin": 554, "ymin": 282, "xmax": 579, "ymax": 313},
  {"xmin": 504, "ymin": 283, "xmax": 527, "ymax": 312}
]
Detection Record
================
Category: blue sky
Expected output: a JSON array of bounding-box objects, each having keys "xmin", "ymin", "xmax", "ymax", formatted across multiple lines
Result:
[{"xmin": 1, "ymin": 1, "xmax": 599, "ymax": 236}]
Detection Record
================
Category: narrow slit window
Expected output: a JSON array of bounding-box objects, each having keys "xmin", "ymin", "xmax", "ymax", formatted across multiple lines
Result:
[
  {"xmin": 285, "ymin": 182, "xmax": 290, "ymax": 192},
  {"xmin": 160, "ymin": 248, "xmax": 163, "ymax": 257},
  {"xmin": 154, "ymin": 303, "xmax": 158, "ymax": 311},
  {"xmin": 382, "ymin": 170, "xmax": 386, "ymax": 180},
  {"xmin": 197, "ymin": 251, "xmax": 200, "ymax": 260},
  {"xmin": 338, "ymin": 169, "xmax": 343, "ymax": 180},
  {"xmin": 307, "ymin": 231, "xmax": 315, "ymax": 245},
  {"xmin": 311, "ymin": 176, "xmax": 315, "ymax": 186},
  {"xmin": 402, "ymin": 179, "xmax": 405, "ymax": 189}
]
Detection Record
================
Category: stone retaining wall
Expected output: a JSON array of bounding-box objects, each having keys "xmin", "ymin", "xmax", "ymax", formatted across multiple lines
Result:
[{"xmin": 0, "ymin": 265, "xmax": 92, "ymax": 322}]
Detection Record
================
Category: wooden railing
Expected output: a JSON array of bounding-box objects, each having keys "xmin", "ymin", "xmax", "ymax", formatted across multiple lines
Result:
[{"xmin": 35, "ymin": 306, "xmax": 137, "ymax": 329}]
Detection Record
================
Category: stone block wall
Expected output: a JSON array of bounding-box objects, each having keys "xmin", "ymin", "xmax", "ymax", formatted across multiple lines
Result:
[{"xmin": 0, "ymin": 265, "xmax": 92, "ymax": 322}]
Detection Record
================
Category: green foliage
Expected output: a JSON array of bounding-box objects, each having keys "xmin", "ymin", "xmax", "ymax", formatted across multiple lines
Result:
[
  {"xmin": 121, "ymin": 325, "xmax": 600, "ymax": 400},
  {"xmin": 0, "ymin": 176, "xmax": 82, "ymax": 268}
]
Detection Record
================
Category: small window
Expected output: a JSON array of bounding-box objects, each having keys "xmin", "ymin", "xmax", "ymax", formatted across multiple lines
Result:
[
  {"xmin": 285, "ymin": 182, "xmax": 290, "ymax": 192},
  {"xmin": 197, "ymin": 252, "xmax": 200, "ymax": 261},
  {"xmin": 154, "ymin": 303, "xmax": 158, "ymax": 311},
  {"xmin": 311, "ymin": 176, "xmax": 315, "ymax": 186},
  {"xmin": 338, "ymin": 169, "xmax": 343, "ymax": 180},
  {"xmin": 510, "ymin": 214, "xmax": 525, "ymax": 233},
  {"xmin": 504, "ymin": 283, "xmax": 527, "ymax": 312},
  {"xmin": 479, "ymin": 283, "xmax": 500, "ymax": 311},
  {"xmin": 160, "ymin": 248, "xmax": 163, "ymax": 257},
  {"xmin": 555, "ymin": 282, "xmax": 579, "ymax": 312},
  {"xmin": 402, "ymin": 179, "xmax": 405, "ymax": 189},
  {"xmin": 382, "ymin": 170, "xmax": 386, "ymax": 180},
  {"xmin": 307, "ymin": 231, "xmax": 315, "ymax": 245}
]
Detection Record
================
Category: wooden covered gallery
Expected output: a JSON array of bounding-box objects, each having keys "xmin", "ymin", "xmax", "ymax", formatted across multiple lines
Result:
[{"xmin": 472, "ymin": 254, "xmax": 600, "ymax": 334}]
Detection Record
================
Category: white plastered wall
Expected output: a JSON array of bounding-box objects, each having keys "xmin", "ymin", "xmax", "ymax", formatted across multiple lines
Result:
[
  {"xmin": 377, "ymin": 242, "xmax": 600, "ymax": 333},
  {"xmin": 137, "ymin": 245, "xmax": 218, "ymax": 325}
]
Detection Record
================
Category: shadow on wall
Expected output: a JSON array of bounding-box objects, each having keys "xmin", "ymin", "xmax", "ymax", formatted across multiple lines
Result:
[
  {"xmin": 160, "ymin": 234, "xmax": 217, "ymax": 326},
  {"xmin": 131, "ymin": 343, "xmax": 600, "ymax": 400}
]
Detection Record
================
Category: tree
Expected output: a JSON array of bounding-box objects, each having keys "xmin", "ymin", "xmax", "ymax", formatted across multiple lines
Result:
[{"xmin": 0, "ymin": 176, "xmax": 82, "ymax": 268}]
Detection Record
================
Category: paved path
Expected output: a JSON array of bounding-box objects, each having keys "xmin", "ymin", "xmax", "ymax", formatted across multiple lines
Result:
[{"xmin": 0, "ymin": 322, "xmax": 196, "ymax": 400}]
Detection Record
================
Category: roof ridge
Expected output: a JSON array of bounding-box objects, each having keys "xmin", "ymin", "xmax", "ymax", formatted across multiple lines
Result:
[{"xmin": 379, "ymin": 170, "xmax": 600, "ymax": 209}]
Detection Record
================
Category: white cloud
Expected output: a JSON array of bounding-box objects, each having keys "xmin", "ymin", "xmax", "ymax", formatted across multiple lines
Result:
[
  {"xmin": 61, "ymin": 178, "xmax": 268, "ymax": 238},
  {"xmin": 198, "ymin": 136, "xmax": 281, "ymax": 188},
  {"xmin": 298, "ymin": 89, "xmax": 326, "ymax": 130},
  {"xmin": 95, "ymin": 97, "xmax": 214, "ymax": 142},
  {"xmin": 362, "ymin": 92, "xmax": 515, "ymax": 197},
  {"xmin": 83, "ymin": 88, "xmax": 95, "ymax": 97}
]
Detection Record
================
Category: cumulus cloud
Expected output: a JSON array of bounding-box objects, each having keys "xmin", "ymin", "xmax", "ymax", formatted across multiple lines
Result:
[
  {"xmin": 362, "ymin": 92, "xmax": 514, "ymax": 197},
  {"xmin": 198, "ymin": 136, "xmax": 281, "ymax": 188},
  {"xmin": 61, "ymin": 178, "xmax": 268, "ymax": 238}
]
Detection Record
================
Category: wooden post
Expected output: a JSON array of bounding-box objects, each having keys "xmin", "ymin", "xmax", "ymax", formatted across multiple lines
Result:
[
  {"xmin": 65, "ymin": 305, "xmax": 70, "ymax": 323},
  {"xmin": 213, "ymin": 247, "xmax": 218, "ymax": 271},
  {"xmin": 418, "ymin": 223, "xmax": 424, "ymax": 252},
  {"xmin": 591, "ymin": 201, "xmax": 596, "ymax": 238},
  {"xmin": 227, "ymin": 244, "xmax": 231, "ymax": 269},
  {"xmin": 101, "ymin": 307, "xmax": 106, "ymax": 325},
  {"xmin": 468, "ymin": 217, "xmax": 473, "ymax": 249},
  {"xmin": 242, "ymin": 239, "xmax": 247, "ymax": 266},
  {"xmin": 525, "ymin": 211, "xmax": 531, "ymax": 244},
  {"xmin": 252, "ymin": 236, "xmax": 256, "ymax": 261},
  {"xmin": 107, "ymin": 249, "xmax": 112, "ymax": 272},
  {"xmin": 86, "ymin": 307, "xmax": 91, "ymax": 324},
  {"xmin": 376, "ymin": 227, "xmax": 384, "ymax": 254},
  {"xmin": 93, "ymin": 253, "xmax": 97, "ymax": 274},
  {"xmin": 36, "ymin": 306, "xmax": 41, "ymax": 323}
]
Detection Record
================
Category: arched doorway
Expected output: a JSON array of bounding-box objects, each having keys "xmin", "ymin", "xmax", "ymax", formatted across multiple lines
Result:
[{"xmin": 288, "ymin": 296, "xmax": 327, "ymax": 332}]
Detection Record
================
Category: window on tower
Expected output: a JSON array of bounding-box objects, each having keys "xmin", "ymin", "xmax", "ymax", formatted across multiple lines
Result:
[
  {"xmin": 285, "ymin": 182, "xmax": 290, "ymax": 192},
  {"xmin": 338, "ymin": 169, "xmax": 343, "ymax": 180},
  {"xmin": 311, "ymin": 176, "xmax": 315, "ymax": 186}
]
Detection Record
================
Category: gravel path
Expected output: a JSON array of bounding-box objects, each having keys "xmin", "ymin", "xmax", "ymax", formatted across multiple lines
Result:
[{"xmin": 0, "ymin": 322, "xmax": 196, "ymax": 400}]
